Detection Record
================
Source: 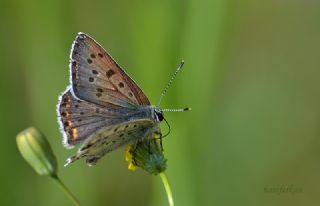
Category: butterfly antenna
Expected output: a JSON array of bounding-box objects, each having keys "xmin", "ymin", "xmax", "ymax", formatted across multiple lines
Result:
[
  {"xmin": 161, "ymin": 107, "xmax": 191, "ymax": 112},
  {"xmin": 157, "ymin": 60, "xmax": 185, "ymax": 107}
]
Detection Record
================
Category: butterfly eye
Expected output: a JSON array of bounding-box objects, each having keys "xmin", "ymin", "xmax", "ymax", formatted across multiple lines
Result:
[{"xmin": 155, "ymin": 110, "xmax": 164, "ymax": 122}]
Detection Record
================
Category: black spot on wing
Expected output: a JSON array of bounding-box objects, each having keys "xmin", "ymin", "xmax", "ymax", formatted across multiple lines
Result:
[{"xmin": 106, "ymin": 69, "xmax": 115, "ymax": 78}]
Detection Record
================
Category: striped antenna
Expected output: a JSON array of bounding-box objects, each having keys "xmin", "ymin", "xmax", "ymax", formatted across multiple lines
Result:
[
  {"xmin": 157, "ymin": 60, "xmax": 185, "ymax": 106},
  {"xmin": 161, "ymin": 107, "xmax": 191, "ymax": 112}
]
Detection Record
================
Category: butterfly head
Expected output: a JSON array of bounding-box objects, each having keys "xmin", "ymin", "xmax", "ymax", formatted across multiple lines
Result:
[{"xmin": 154, "ymin": 109, "xmax": 164, "ymax": 122}]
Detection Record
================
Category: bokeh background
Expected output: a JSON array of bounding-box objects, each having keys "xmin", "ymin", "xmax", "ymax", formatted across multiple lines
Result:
[{"xmin": 1, "ymin": 0, "xmax": 319, "ymax": 205}]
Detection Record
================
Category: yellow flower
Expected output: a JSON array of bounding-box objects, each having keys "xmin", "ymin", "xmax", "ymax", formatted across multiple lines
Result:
[
  {"xmin": 125, "ymin": 145, "xmax": 138, "ymax": 171},
  {"xmin": 125, "ymin": 135, "xmax": 167, "ymax": 175}
]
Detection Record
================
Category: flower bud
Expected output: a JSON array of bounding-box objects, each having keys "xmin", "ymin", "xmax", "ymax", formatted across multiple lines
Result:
[
  {"xmin": 126, "ymin": 137, "xmax": 167, "ymax": 175},
  {"xmin": 16, "ymin": 127, "xmax": 57, "ymax": 177}
]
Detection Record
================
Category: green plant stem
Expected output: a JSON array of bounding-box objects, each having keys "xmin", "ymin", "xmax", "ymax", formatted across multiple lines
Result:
[
  {"xmin": 160, "ymin": 172, "xmax": 174, "ymax": 206},
  {"xmin": 51, "ymin": 175, "xmax": 81, "ymax": 206}
]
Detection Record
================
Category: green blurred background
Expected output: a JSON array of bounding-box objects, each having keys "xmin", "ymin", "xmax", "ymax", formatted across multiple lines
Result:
[{"xmin": 1, "ymin": 0, "xmax": 319, "ymax": 205}]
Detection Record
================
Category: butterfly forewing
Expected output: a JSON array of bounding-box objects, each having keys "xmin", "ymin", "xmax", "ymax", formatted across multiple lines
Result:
[
  {"xmin": 58, "ymin": 89, "xmax": 145, "ymax": 147},
  {"xmin": 71, "ymin": 33, "xmax": 150, "ymax": 107}
]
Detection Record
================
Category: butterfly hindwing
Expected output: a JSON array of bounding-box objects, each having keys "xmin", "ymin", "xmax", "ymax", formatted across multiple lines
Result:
[
  {"xmin": 66, "ymin": 120, "xmax": 155, "ymax": 166},
  {"xmin": 70, "ymin": 32, "xmax": 150, "ymax": 107}
]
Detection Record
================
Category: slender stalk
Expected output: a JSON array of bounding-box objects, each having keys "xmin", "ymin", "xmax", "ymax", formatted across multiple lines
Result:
[
  {"xmin": 51, "ymin": 175, "xmax": 81, "ymax": 206},
  {"xmin": 160, "ymin": 172, "xmax": 174, "ymax": 206}
]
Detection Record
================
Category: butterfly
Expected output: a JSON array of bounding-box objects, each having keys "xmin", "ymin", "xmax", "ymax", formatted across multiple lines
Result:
[{"xmin": 57, "ymin": 32, "xmax": 188, "ymax": 166}]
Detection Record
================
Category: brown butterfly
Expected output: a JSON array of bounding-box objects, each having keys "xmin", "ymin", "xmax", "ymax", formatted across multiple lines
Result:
[{"xmin": 57, "ymin": 32, "xmax": 188, "ymax": 166}]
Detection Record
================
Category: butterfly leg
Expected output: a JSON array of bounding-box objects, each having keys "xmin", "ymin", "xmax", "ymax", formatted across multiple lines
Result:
[
  {"xmin": 148, "ymin": 137, "xmax": 152, "ymax": 154},
  {"xmin": 131, "ymin": 140, "xmax": 140, "ymax": 155},
  {"xmin": 154, "ymin": 131, "xmax": 163, "ymax": 151}
]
